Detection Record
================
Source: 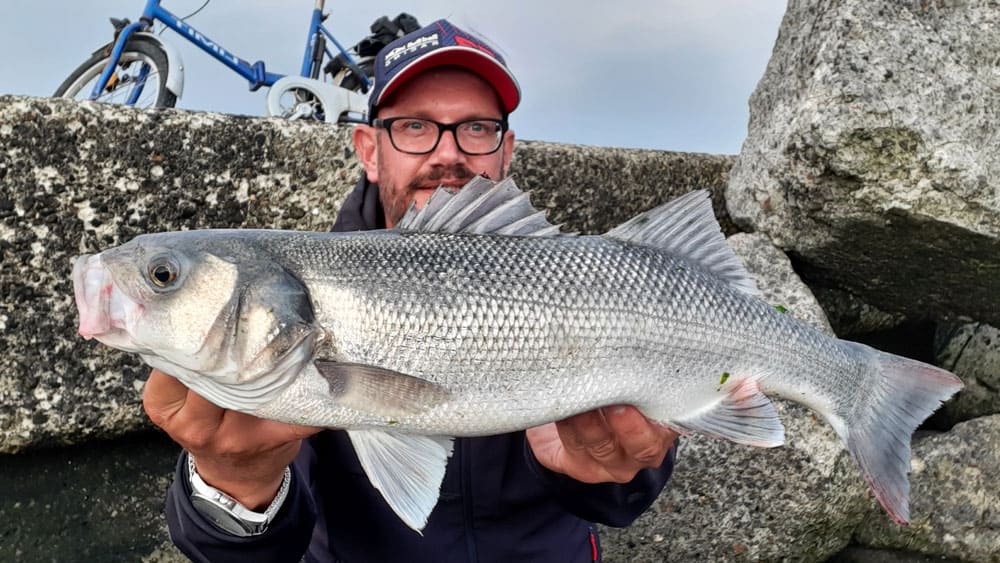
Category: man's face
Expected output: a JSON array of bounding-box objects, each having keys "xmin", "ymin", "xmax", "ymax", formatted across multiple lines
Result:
[{"xmin": 354, "ymin": 67, "xmax": 515, "ymax": 227}]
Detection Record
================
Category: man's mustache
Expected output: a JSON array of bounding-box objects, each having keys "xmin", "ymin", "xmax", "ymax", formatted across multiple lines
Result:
[{"xmin": 408, "ymin": 165, "xmax": 476, "ymax": 189}]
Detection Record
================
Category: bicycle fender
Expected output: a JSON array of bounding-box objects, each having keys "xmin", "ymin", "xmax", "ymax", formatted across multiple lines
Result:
[{"xmin": 132, "ymin": 32, "xmax": 185, "ymax": 99}]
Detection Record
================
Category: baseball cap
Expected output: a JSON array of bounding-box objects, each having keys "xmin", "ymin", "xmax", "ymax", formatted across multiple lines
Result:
[{"xmin": 367, "ymin": 19, "xmax": 521, "ymax": 120}]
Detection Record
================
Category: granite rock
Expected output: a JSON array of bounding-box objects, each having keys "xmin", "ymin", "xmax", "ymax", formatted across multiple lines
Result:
[
  {"xmin": 853, "ymin": 416, "xmax": 1000, "ymax": 563},
  {"xmin": 727, "ymin": 0, "xmax": 1000, "ymax": 325},
  {"xmin": 933, "ymin": 323, "xmax": 1000, "ymax": 422},
  {"xmin": 810, "ymin": 286, "xmax": 908, "ymax": 338}
]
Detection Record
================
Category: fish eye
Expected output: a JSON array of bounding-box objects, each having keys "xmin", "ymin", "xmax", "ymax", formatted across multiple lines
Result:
[{"xmin": 147, "ymin": 257, "xmax": 180, "ymax": 288}]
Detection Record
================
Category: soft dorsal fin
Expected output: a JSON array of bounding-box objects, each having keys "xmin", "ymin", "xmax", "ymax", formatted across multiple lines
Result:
[
  {"xmin": 605, "ymin": 190, "xmax": 760, "ymax": 296},
  {"xmin": 395, "ymin": 177, "xmax": 561, "ymax": 237}
]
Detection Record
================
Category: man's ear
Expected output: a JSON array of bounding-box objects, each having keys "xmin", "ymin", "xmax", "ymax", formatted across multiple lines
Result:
[
  {"xmin": 353, "ymin": 125, "xmax": 380, "ymax": 184},
  {"xmin": 501, "ymin": 129, "xmax": 515, "ymax": 178}
]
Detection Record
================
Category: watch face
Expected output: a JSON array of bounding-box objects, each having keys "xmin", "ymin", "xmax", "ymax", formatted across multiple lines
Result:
[{"xmin": 191, "ymin": 495, "xmax": 259, "ymax": 537}]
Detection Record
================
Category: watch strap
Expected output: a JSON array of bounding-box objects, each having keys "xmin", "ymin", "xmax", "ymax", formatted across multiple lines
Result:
[{"xmin": 186, "ymin": 452, "xmax": 292, "ymax": 537}]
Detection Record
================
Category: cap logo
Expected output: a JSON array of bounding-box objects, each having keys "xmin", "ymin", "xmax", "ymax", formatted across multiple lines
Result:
[{"xmin": 384, "ymin": 33, "xmax": 440, "ymax": 66}]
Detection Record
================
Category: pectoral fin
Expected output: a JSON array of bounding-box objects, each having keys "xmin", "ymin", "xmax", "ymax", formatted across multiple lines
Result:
[
  {"xmin": 665, "ymin": 378, "xmax": 785, "ymax": 447},
  {"xmin": 347, "ymin": 429, "xmax": 454, "ymax": 533},
  {"xmin": 314, "ymin": 360, "xmax": 452, "ymax": 417}
]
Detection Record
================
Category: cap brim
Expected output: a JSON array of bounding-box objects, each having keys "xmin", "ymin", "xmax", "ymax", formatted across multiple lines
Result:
[{"xmin": 375, "ymin": 47, "xmax": 520, "ymax": 114}]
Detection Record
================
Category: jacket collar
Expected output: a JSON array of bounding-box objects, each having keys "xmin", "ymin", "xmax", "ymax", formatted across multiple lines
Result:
[{"xmin": 331, "ymin": 174, "xmax": 386, "ymax": 232}]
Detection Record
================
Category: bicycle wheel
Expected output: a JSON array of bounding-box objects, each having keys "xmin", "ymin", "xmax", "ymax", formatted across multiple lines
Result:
[
  {"xmin": 268, "ymin": 84, "xmax": 326, "ymax": 121},
  {"xmin": 266, "ymin": 76, "xmax": 369, "ymax": 124},
  {"xmin": 54, "ymin": 37, "xmax": 176, "ymax": 109}
]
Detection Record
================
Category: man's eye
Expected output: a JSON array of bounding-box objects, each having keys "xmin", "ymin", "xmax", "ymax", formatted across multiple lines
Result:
[
  {"xmin": 400, "ymin": 120, "xmax": 425, "ymax": 131},
  {"xmin": 463, "ymin": 121, "xmax": 497, "ymax": 136}
]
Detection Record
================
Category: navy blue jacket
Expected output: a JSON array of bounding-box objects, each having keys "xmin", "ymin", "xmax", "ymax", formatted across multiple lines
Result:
[{"xmin": 165, "ymin": 175, "xmax": 677, "ymax": 562}]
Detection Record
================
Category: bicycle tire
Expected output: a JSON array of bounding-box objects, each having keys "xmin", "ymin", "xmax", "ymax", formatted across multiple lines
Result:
[{"xmin": 54, "ymin": 37, "xmax": 176, "ymax": 109}]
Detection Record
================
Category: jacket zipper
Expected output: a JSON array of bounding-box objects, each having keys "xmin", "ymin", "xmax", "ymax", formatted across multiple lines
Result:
[{"xmin": 589, "ymin": 526, "xmax": 601, "ymax": 562}]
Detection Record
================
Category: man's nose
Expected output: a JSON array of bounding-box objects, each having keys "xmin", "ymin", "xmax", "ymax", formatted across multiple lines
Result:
[{"xmin": 428, "ymin": 129, "xmax": 466, "ymax": 164}]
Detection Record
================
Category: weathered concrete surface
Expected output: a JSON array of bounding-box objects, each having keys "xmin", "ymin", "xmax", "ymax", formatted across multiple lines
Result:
[
  {"xmin": 512, "ymin": 141, "xmax": 738, "ymax": 236},
  {"xmin": 727, "ymin": 0, "xmax": 1000, "ymax": 326},
  {"xmin": 0, "ymin": 95, "xmax": 735, "ymax": 453},
  {"xmin": 853, "ymin": 416, "xmax": 1000, "ymax": 563}
]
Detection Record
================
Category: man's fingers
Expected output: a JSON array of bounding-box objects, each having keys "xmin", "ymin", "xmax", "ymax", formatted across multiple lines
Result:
[
  {"xmin": 182, "ymin": 391, "xmax": 321, "ymax": 443},
  {"xmin": 143, "ymin": 369, "xmax": 224, "ymax": 451},
  {"xmin": 556, "ymin": 409, "xmax": 620, "ymax": 461},
  {"xmin": 603, "ymin": 406, "xmax": 668, "ymax": 466},
  {"xmin": 143, "ymin": 368, "xmax": 321, "ymax": 445},
  {"xmin": 160, "ymin": 387, "xmax": 227, "ymax": 450},
  {"xmin": 142, "ymin": 369, "xmax": 193, "ymax": 428}
]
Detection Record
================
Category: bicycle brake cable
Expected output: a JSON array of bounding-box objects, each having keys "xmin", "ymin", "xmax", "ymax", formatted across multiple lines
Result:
[
  {"xmin": 178, "ymin": 0, "xmax": 211, "ymax": 22},
  {"xmin": 160, "ymin": 0, "xmax": 211, "ymax": 36}
]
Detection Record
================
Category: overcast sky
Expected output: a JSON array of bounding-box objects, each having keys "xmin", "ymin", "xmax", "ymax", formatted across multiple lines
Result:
[{"xmin": 2, "ymin": 1, "xmax": 785, "ymax": 154}]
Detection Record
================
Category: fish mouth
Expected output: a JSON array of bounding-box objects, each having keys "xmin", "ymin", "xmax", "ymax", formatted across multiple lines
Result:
[{"xmin": 72, "ymin": 254, "xmax": 142, "ymax": 343}]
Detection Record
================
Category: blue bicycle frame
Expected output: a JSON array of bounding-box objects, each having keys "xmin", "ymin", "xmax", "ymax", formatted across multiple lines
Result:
[{"xmin": 90, "ymin": 0, "xmax": 371, "ymax": 102}]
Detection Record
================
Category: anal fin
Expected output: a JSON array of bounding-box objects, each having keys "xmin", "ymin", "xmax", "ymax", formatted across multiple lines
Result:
[
  {"xmin": 668, "ymin": 378, "xmax": 785, "ymax": 447},
  {"xmin": 347, "ymin": 430, "xmax": 454, "ymax": 533}
]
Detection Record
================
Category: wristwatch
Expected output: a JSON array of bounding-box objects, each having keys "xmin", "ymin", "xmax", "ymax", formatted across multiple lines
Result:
[{"xmin": 186, "ymin": 452, "xmax": 292, "ymax": 537}]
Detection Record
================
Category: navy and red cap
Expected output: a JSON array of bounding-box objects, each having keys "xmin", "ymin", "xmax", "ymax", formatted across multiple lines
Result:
[{"xmin": 367, "ymin": 19, "xmax": 521, "ymax": 120}]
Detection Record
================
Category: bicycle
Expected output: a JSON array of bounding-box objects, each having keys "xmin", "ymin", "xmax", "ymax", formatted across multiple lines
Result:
[{"xmin": 54, "ymin": 0, "xmax": 390, "ymax": 124}]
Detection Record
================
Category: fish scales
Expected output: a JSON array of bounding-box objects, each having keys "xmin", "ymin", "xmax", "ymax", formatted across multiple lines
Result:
[{"xmin": 246, "ymin": 230, "xmax": 857, "ymax": 435}]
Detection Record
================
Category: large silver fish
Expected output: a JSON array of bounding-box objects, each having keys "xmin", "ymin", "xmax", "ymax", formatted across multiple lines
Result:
[{"xmin": 72, "ymin": 177, "xmax": 962, "ymax": 531}]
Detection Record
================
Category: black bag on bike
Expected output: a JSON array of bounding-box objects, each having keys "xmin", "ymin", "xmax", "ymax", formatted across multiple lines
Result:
[{"xmin": 325, "ymin": 13, "xmax": 421, "ymax": 92}]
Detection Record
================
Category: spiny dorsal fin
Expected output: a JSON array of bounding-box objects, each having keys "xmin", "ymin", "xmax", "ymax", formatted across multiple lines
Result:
[
  {"xmin": 605, "ymin": 190, "xmax": 760, "ymax": 296},
  {"xmin": 395, "ymin": 177, "xmax": 562, "ymax": 237}
]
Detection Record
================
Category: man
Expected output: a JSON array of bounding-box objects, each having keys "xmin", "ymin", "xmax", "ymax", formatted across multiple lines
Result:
[{"xmin": 147, "ymin": 19, "xmax": 679, "ymax": 562}]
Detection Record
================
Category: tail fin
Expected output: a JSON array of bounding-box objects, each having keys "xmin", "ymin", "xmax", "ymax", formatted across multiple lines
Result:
[{"xmin": 840, "ymin": 342, "xmax": 962, "ymax": 524}]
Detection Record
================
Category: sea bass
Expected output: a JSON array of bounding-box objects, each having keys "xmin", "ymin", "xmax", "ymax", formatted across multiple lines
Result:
[{"xmin": 72, "ymin": 177, "xmax": 962, "ymax": 531}]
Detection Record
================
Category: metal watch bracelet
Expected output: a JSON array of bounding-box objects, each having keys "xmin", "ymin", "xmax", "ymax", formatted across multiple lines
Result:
[{"xmin": 186, "ymin": 452, "xmax": 292, "ymax": 537}]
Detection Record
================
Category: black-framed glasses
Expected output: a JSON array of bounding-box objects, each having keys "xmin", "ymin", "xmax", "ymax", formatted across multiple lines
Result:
[{"xmin": 373, "ymin": 117, "xmax": 508, "ymax": 155}]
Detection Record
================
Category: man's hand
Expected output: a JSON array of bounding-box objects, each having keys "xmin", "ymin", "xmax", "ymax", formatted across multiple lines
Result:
[
  {"xmin": 526, "ymin": 406, "xmax": 679, "ymax": 484},
  {"xmin": 143, "ymin": 369, "xmax": 322, "ymax": 510}
]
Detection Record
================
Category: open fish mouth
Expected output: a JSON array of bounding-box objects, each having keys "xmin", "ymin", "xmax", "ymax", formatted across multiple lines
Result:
[{"xmin": 72, "ymin": 254, "xmax": 142, "ymax": 343}]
